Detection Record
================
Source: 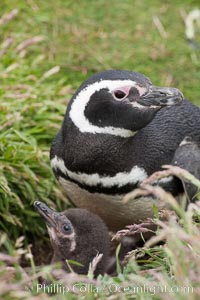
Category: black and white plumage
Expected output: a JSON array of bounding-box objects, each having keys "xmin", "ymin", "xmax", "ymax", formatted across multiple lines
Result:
[
  {"xmin": 50, "ymin": 70, "xmax": 200, "ymax": 230},
  {"xmin": 34, "ymin": 201, "xmax": 109, "ymax": 276}
]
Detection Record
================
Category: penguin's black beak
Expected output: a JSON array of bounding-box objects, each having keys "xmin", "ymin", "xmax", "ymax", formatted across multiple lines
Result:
[
  {"xmin": 138, "ymin": 85, "xmax": 184, "ymax": 107},
  {"xmin": 34, "ymin": 201, "xmax": 58, "ymax": 228}
]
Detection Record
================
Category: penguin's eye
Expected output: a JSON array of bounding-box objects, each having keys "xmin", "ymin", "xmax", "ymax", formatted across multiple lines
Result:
[
  {"xmin": 62, "ymin": 224, "xmax": 72, "ymax": 234},
  {"xmin": 113, "ymin": 89, "xmax": 127, "ymax": 100}
]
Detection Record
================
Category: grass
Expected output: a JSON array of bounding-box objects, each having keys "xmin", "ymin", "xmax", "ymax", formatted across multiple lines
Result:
[{"xmin": 0, "ymin": 0, "xmax": 200, "ymax": 299}]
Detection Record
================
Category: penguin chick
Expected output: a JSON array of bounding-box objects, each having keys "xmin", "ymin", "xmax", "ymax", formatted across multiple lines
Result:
[
  {"xmin": 34, "ymin": 201, "xmax": 109, "ymax": 277},
  {"xmin": 172, "ymin": 136, "xmax": 200, "ymax": 201}
]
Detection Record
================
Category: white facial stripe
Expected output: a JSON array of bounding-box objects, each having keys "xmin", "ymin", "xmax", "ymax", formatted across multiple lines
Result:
[
  {"xmin": 51, "ymin": 155, "xmax": 147, "ymax": 188},
  {"xmin": 47, "ymin": 226, "xmax": 56, "ymax": 240},
  {"xmin": 69, "ymin": 79, "xmax": 138, "ymax": 138},
  {"xmin": 48, "ymin": 225, "xmax": 76, "ymax": 252},
  {"xmin": 69, "ymin": 232, "xmax": 76, "ymax": 252}
]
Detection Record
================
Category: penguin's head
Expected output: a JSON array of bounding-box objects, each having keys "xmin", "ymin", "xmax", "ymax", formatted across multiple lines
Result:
[
  {"xmin": 34, "ymin": 201, "xmax": 76, "ymax": 254},
  {"xmin": 67, "ymin": 70, "xmax": 184, "ymax": 137},
  {"xmin": 34, "ymin": 201, "xmax": 109, "ymax": 275},
  {"xmin": 34, "ymin": 201, "xmax": 109, "ymax": 259}
]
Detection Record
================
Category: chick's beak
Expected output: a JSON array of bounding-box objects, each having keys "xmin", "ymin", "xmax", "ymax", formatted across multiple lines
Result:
[
  {"xmin": 34, "ymin": 201, "xmax": 58, "ymax": 228},
  {"xmin": 138, "ymin": 85, "xmax": 184, "ymax": 107}
]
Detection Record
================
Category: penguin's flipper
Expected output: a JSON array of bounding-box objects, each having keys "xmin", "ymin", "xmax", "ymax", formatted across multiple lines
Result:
[{"xmin": 171, "ymin": 136, "xmax": 200, "ymax": 201}]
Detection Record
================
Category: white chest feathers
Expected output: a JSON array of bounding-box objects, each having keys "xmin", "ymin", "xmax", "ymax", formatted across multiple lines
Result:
[{"xmin": 51, "ymin": 155, "xmax": 147, "ymax": 189}]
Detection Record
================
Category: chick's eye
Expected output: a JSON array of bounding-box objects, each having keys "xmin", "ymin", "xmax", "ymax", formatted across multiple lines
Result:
[
  {"xmin": 113, "ymin": 89, "xmax": 127, "ymax": 100},
  {"xmin": 62, "ymin": 224, "xmax": 71, "ymax": 233}
]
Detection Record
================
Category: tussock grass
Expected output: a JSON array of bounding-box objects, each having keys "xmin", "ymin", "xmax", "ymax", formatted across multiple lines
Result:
[
  {"xmin": 1, "ymin": 196, "xmax": 200, "ymax": 299},
  {"xmin": 0, "ymin": 1, "xmax": 200, "ymax": 299}
]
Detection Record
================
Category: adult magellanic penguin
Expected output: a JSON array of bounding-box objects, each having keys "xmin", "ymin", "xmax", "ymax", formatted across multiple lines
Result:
[{"xmin": 50, "ymin": 70, "xmax": 200, "ymax": 231}]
